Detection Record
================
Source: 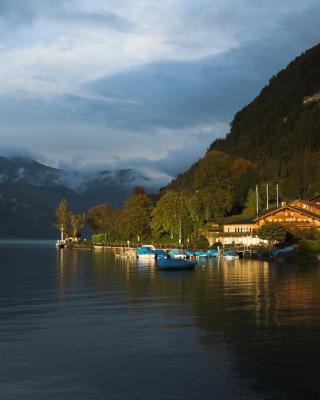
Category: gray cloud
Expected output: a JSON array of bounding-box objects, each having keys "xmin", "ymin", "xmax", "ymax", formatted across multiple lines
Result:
[
  {"xmin": 0, "ymin": 0, "xmax": 131, "ymax": 32},
  {"xmin": 0, "ymin": 1, "xmax": 319, "ymax": 181}
]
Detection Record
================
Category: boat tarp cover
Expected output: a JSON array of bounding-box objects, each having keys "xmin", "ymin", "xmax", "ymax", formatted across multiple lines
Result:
[
  {"xmin": 137, "ymin": 246, "xmax": 154, "ymax": 255},
  {"xmin": 271, "ymin": 246, "xmax": 295, "ymax": 256},
  {"xmin": 223, "ymin": 250, "xmax": 238, "ymax": 257},
  {"xmin": 168, "ymin": 249, "xmax": 185, "ymax": 257},
  {"xmin": 207, "ymin": 248, "xmax": 218, "ymax": 255}
]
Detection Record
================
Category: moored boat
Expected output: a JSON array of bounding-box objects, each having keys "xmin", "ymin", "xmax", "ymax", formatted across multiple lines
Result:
[
  {"xmin": 56, "ymin": 240, "xmax": 66, "ymax": 249},
  {"xmin": 207, "ymin": 248, "xmax": 219, "ymax": 257},
  {"xmin": 168, "ymin": 249, "xmax": 186, "ymax": 259},
  {"xmin": 154, "ymin": 249, "xmax": 167, "ymax": 259},
  {"xmin": 185, "ymin": 249, "xmax": 195, "ymax": 258},
  {"xmin": 157, "ymin": 257, "xmax": 197, "ymax": 270},
  {"xmin": 222, "ymin": 250, "xmax": 239, "ymax": 260},
  {"xmin": 194, "ymin": 250, "xmax": 208, "ymax": 258},
  {"xmin": 270, "ymin": 246, "xmax": 296, "ymax": 258},
  {"xmin": 136, "ymin": 245, "xmax": 156, "ymax": 259}
]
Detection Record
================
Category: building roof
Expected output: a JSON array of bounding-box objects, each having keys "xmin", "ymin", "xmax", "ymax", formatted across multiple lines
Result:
[
  {"xmin": 255, "ymin": 204, "xmax": 320, "ymax": 222},
  {"xmin": 224, "ymin": 219, "xmax": 256, "ymax": 226},
  {"xmin": 309, "ymin": 194, "xmax": 320, "ymax": 202}
]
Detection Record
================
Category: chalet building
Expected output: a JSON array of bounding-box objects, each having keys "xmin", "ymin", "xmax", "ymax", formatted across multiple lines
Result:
[
  {"xmin": 223, "ymin": 197, "xmax": 320, "ymax": 234},
  {"xmin": 255, "ymin": 199, "xmax": 320, "ymax": 230},
  {"xmin": 309, "ymin": 194, "xmax": 320, "ymax": 205},
  {"xmin": 223, "ymin": 221, "xmax": 258, "ymax": 233}
]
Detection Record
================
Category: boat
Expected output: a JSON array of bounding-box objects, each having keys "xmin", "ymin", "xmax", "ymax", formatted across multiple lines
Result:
[
  {"xmin": 55, "ymin": 240, "xmax": 66, "ymax": 249},
  {"xmin": 136, "ymin": 245, "xmax": 156, "ymax": 259},
  {"xmin": 207, "ymin": 248, "xmax": 219, "ymax": 257},
  {"xmin": 157, "ymin": 257, "xmax": 197, "ymax": 270},
  {"xmin": 222, "ymin": 250, "xmax": 239, "ymax": 260},
  {"xmin": 55, "ymin": 237, "xmax": 73, "ymax": 249},
  {"xmin": 167, "ymin": 249, "xmax": 186, "ymax": 259},
  {"xmin": 154, "ymin": 249, "xmax": 167, "ymax": 259},
  {"xmin": 194, "ymin": 250, "xmax": 208, "ymax": 258},
  {"xmin": 270, "ymin": 246, "xmax": 296, "ymax": 257},
  {"xmin": 185, "ymin": 249, "xmax": 195, "ymax": 258}
]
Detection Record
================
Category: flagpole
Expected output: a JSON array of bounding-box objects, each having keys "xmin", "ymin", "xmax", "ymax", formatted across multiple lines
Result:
[{"xmin": 256, "ymin": 185, "xmax": 259, "ymax": 217}]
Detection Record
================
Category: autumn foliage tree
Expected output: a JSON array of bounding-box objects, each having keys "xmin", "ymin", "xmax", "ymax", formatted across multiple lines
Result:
[{"xmin": 54, "ymin": 198, "xmax": 70, "ymax": 240}]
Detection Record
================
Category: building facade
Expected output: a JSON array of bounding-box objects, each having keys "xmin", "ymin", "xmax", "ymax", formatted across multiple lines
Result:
[{"xmin": 255, "ymin": 199, "xmax": 320, "ymax": 230}]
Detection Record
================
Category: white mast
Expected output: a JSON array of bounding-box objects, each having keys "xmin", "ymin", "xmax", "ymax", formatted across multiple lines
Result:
[
  {"xmin": 266, "ymin": 183, "xmax": 269, "ymax": 210},
  {"xmin": 179, "ymin": 192, "xmax": 182, "ymax": 246},
  {"xmin": 256, "ymin": 185, "xmax": 259, "ymax": 217},
  {"xmin": 276, "ymin": 183, "xmax": 279, "ymax": 207}
]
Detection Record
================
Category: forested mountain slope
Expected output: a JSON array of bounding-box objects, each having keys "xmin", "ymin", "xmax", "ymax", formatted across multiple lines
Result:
[
  {"xmin": 167, "ymin": 43, "xmax": 320, "ymax": 213},
  {"xmin": 212, "ymin": 43, "xmax": 320, "ymax": 199}
]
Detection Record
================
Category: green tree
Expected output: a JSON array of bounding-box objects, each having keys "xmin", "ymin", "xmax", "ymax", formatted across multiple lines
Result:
[
  {"xmin": 193, "ymin": 151, "xmax": 234, "ymax": 218},
  {"xmin": 151, "ymin": 191, "xmax": 194, "ymax": 241},
  {"xmin": 258, "ymin": 223, "xmax": 286, "ymax": 244},
  {"xmin": 70, "ymin": 212, "xmax": 86, "ymax": 240},
  {"xmin": 120, "ymin": 193, "xmax": 154, "ymax": 241},
  {"xmin": 87, "ymin": 203, "xmax": 115, "ymax": 236},
  {"xmin": 54, "ymin": 198, "xmax": 70, "ymax": 241}
]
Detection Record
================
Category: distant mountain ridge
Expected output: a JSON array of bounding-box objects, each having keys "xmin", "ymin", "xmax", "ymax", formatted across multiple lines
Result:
[{"xmin": 0, "ymin": 156, "xmax": 161, "ymax": 238}]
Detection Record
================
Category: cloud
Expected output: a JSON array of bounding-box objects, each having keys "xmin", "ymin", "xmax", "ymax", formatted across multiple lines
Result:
[{"xmin": 0, "ymin": 0, "xmax": 319, "ymax": 180}]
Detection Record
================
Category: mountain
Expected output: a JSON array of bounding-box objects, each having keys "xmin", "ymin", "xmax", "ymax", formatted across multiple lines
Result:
[
  {"xmin": 166, "ymin": 43, "xmax": 320, "ymax": 214},
  {"xmin": 212, "ymin": 43, "xmax": 320, "ymax": 198},
  {"xmin": 0, "ymin": 156, "xmax": 162, "ymax": 238}
]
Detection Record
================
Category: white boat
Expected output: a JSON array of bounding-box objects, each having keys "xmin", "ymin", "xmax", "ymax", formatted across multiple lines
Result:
[
  {"xmin": 56, "ymin": 240, "xmax": 66, "ymax": 249},
  {"xmin": 222, "ymin": 250, "xmax": 239, "ymax": 260}
]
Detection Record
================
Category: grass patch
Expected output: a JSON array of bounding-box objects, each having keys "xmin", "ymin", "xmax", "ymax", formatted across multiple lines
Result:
[{"xmin": 216, "ymin": 213, "xmax": 256, "ymax": 225}]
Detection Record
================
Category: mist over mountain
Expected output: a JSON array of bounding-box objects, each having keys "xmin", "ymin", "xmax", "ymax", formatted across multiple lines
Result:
[{"xmin": 0, "ymin": 156, "xmax": 163, "ymax": 238}]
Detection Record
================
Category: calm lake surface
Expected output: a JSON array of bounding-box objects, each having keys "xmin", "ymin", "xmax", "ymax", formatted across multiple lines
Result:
[{"xmin": 1, "ymin": 241, "xmax": 320, "ymax": 400}]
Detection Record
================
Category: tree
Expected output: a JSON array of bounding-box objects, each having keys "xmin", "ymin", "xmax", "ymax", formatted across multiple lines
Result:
[
  {"xmin": 70, "ymin": 213, "xmax": 86, "ymax": 240},
  {"xmin": 151, "ymin": 191, "xmax": 194, "ymax": 242},
  {"xmin": 87, "ymin": 203, "xmax": 115, "ymax": 234},
  {"xmin": 258, "ymin": 223, "xmax": 286, "ymax": 244},
  {"xmin": 119, "ymin": 193, "xmax": 154, "ymax": 241},
  {"xmin": 193, "ymin": 151, "xmax": 234, "ymax": 218},
  {"xmin": 54, "ymin": 198, "xmax": 70, "ymax": 240},
  {"xmin": 133, "ymin": 186, "xmax": 146, "ymax": 196}
]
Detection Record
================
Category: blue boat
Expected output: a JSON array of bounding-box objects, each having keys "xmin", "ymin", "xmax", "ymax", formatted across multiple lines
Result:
[
  {"xmin": 207, "ymin": 248, "xmax": 219, "ymax": 257},
  {"xmin": 270, "ymin": 246, "xmax": 296, "ymax": 257},
  {"xmin": 157, "ymin": 257, "xmax": 197, "ymax": 270},
  {"xmin": 194, "ymin": 250, "xmax": 208, "ymax": 257},
  {"xmin": 136, "ymin": 246, "xmax": 155, "ymax": 259},
  {"xmin": 154, "ymin": 249, "xmax": 167, "ymax": 259},
  {"xmin": 185, "ymin": 249, "xmax": 195, "ymax": 257},
  {"xmin": 168, "ymin": 249, "xmax": 186, "ymax": 259}
]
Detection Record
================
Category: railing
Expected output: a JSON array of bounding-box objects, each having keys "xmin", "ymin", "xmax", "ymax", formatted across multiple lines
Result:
[{"xmin": 92, "ymin": 242, "xmax": 188, "ymax": 249}]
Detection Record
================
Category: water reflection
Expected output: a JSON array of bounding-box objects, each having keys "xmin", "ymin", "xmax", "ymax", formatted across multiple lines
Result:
[{"xmin": 1, "ymin": 244, "xmax": 320, "ymax": 399}]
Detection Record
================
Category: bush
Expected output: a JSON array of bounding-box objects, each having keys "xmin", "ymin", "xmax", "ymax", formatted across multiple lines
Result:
[
  {"xmin": 300, "ymin": 240, "xmax": 320, "ymax": 252},
  {"xmin": 258, "ymin": 223, "xmax": 286, "ymax": 244},
  {"xmin": 92, "ymin": 233, "xmax": 108, "ymax": 244}
]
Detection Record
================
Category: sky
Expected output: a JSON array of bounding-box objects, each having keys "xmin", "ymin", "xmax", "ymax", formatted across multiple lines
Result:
[{"xmin": 0, "ymin": 0, "xmax": 319, "ymax": 181}]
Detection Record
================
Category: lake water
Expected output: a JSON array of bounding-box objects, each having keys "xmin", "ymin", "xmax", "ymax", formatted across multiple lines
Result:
[{"xmin": 1, "ymin": 241, "xmax": 320, "ymax": 400}]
